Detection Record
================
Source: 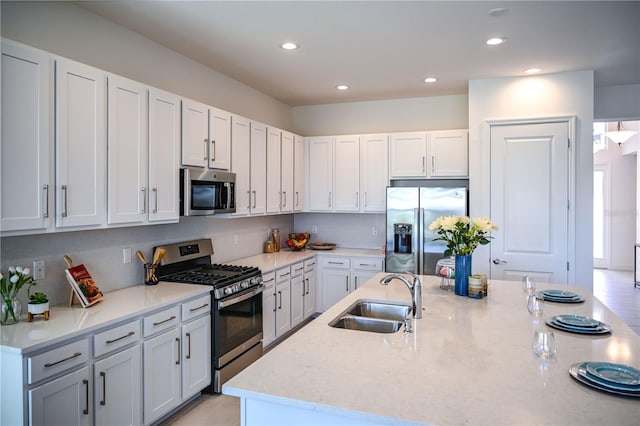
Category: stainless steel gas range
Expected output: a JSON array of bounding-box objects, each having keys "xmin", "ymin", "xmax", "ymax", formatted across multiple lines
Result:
[{"xmin": 155, "ymin": 239, "xmax": 264, "ymax": 393}]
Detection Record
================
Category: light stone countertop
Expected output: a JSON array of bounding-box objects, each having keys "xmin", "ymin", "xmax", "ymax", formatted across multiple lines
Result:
[
  {"xmin": 223, "ymin": 274, "xmax": 640, "ymax": 425},
  {"xmin": 229, "ymin": 247, "xmax": 384, "ymax": 273},
  {"xmin": 0, "ymin": 282, "xmax": 211, "ymax": 355}
]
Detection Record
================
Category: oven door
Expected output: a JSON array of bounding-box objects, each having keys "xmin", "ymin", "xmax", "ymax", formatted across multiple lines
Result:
[{"xmin": 214, "ymin": 285, "xmax": 263, "ymax": 368}]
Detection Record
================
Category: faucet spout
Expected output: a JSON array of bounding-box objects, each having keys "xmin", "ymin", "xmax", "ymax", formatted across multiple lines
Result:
[{"xmin": 379, "ymin": 273, "xmax": 423, "ymax": 319}]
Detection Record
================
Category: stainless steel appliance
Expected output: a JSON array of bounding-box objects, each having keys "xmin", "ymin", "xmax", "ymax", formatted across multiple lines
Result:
[
  {"xmin": 386, "ymin": 186, "xmax": 467, "ymax": 275},
  {"xmin": 180, "ymin": 167, "xmax": 236, "ymax": 216},
  {"xmin": 155, "ymin": 239, "xmax": 263, "ymax": 393}
]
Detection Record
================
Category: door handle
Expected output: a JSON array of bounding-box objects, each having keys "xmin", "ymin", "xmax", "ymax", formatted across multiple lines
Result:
[{"xmin": 492, "ymin": 258, "xmax": 507, "ymax": 265}]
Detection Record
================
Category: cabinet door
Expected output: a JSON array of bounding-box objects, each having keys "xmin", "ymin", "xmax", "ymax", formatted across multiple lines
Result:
[
  {"xmin": 209, "ymin": 107, "xmax": 231, "ymax": 170},
  {"xmin": 334, "ymin": 135, "xmax": 360, "ymax": 212},
  {"xmin": 307, "ymin": 137, "xmax": 334, "ymax": 211},
  {"xmin": 181, "ymin": 99, "xmax": 208, "ymax": 168},
  {"xmin": 1, "ymin": 40, "xmax": 52, "ymax": 232},
  {"xmin": 429, "ymin": 130, "xmax": 468, "ymax": 177},
  {"xmin": 293, "ymin": 134, "xmax": 305, "ymax": 212},
  {"xmin": 303, "ymin": 268, "xmax": 316, "ymax": 319},
  {"xmin": 250, "ymin": 122, "xmax": 267, "ymax": 215},
  {"xmin": 107, "ymin": 75, "xmax": 148, "ymax": 225},
  {"xmin": 389, "ymin": 132, "xmax": 427, "ymax": 178},
  {"xmin": 280, "ymin": 131, "xmax": 294, "ymax": 212},
  {"xmin": 360, "ymin": 134, "xmax": 389, "ymax": 212},
  {"xmin": 55, "ymin": 58, "xmax": 106, "ymax": 228},
  {"xmin": 143, "ymin": 328, "xmax": 181, "ymax": 425},
  {"xmin": 231, "ymin": 115, "xmax": 251, "ymax": 216},
  {"xmin": 94, "ymin": 345, "xmax": 142, "ymax": 426},
  {"xmin": 352, "ymin": 270, "xmax": 379, "ymax": 291},
  {"xmin": 262, "ymin": 273, "xmax": 276, "ymax": 347},
  {"xmin": 29, "ymin": 366, "xmax": 91, "ymax": 426},
  {"xmin": 266, "ymin": 127, "xmax": 282, "ymax": 213},
  {"xmin": 148, "ymin": 88, "xmax": 180, "ymax": 222},
  {"xmin": 182, "ymin": 315, "xmax": 211, "ymax": 400},
  {"xmin": 290, "ymin": 275, "xmax": 304, "ymax": 328},
  {"xmin": 321, "ymin": 269, "xmax": 351, "ymax": 311},
  {"xmin": 275, "ymin": 279, "xmax": 291, "ymax": 338}
]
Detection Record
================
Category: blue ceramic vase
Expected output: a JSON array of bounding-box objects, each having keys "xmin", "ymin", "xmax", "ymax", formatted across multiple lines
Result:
[{"xmin": 454, "ymin": 254, "xmax": 472, "ymax": 296}]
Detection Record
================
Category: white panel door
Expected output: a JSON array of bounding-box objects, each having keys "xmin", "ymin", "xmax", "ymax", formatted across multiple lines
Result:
[
  {"xmin": 307, "ymin": 137, "xmax": 334, "ymax": 211},
  {"xmin": 181, "ymin": 99, "xmax": 208, "ymax": 167},
  {"xmin": 148, "ymin": 88, "xmax": 180, "ymax": 222},
  {"xmin": 490, "ymin": 121, "xmax": 569, "ymax": 284},
  {"xmin": 293, "ymin": 135, "xmax": 305, "ymax": 212},
  {"xmin": 250, "ymin": 122, "xmax": 267, "ymax": 215},
  {"xmin": 266, "ymin": 127, "xmax": 282, "ymax": 213},
  {"xmin": 55, "ymin": 58, "xmax": 106, "ymax": 228},
  {"xmin": 107, "ymin": 75, "xmax": 148, "ymax": 225},
  {"xmin": 334, "ymin": 135, "xmax": 360, "ymax": 212},
  {"xmin": 1, "ymin": 41, "xmax": 52, "ymax": 232},
  {"xmin": 360, "ymin": 134, "xmax": 389, "ymax": 212},
  {"xmin": 280, "ymin": 131, "xmax": 294, "ymax": 212},
  {"xmin": 231, "ymin": 115, "xmax": 251, "ymax": 216}
]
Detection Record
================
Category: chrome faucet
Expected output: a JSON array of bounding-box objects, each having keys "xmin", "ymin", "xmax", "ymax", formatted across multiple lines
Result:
[{"xmin": 379, "ymin": 272, "xmax": 422, "ymax": 319}]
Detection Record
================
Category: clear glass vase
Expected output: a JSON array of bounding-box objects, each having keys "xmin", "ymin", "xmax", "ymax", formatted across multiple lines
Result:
[{"xmin": 1, "ymin": 296, "xmax": 22, "ymax": 325}]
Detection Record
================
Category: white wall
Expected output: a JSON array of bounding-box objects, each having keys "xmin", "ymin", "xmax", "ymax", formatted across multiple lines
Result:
[
  {"xmin": 294, "ymin": 213, "xmax": 386, "ymax": 250},
  {"xmin": 468, "ymin": 71, "xmax": 595, "ymax": 287},
  {"xmin": 595, "ymin": 84, "xmax": 640, "ymax": 121},
  {"xmin": 292, "ymin": 94, "xmax": 468, "ymax": 136},
  {"xmin": 0, "ymin": 1, "xmax": 293, "ymax": 129},
  {"xmin": 1, "ymin": 215, "xmax": 294, "ymax": 307}
]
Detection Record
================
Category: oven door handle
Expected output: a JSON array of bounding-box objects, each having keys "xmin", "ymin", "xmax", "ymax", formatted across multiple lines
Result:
[{"xmin": 217, "ymin": 285, "xmax": 264, "ymax": 308}]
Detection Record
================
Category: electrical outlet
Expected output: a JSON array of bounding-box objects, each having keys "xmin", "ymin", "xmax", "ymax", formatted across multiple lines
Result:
[
  {"xmin": 33, "ymin": 260, "xmax": 45, "ymax": 280},
  {"xmin": 371, "ymin": 226, "xmax": 378, "ymax": 236},
  {"xmin": 123, "ymin": 247, "xmax": 132, "ymax": 264}
]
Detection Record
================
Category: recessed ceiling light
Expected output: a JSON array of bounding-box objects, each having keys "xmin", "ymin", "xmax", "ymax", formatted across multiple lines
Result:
[
  {"xmin": 280, "ymin": 42, "xmax": 299, "ymax": 50},
  {"xmin": 424, "ymin": 77, "xmax": 437, "ymax": 83},
  {"xmin": 336, "ymin": 85, "xmax": 349, "ymax": 90},
  {"xmin": 486, "ymin": 37, "xmax": 505, "ymax": 46},
  {"xmin": 524, "ymin": 67, "xmax": 542, "ymax": 74},
  {"xmin": 488, "ymin": 7, "xmax": 509, "ymax": 17}
]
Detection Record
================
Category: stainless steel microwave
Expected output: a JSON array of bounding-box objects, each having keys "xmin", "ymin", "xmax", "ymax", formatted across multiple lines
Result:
[{"xmin": 180, "ymin": 167, "xmax": 236, "ymax": 216}]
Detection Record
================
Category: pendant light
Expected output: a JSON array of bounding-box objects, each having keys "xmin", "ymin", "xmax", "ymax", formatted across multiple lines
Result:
[{"xmin": 604, "ymin": 121, "xmax": 638, "ymax": 145}]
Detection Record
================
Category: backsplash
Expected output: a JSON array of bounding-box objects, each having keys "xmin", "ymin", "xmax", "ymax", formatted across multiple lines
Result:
[
  {"xmin": 294, "ymin": 213, "xmax": 386, "ymax": 249},
  {"xmin": 0, "ymin": 215, "xmax": 294, "ymax": 307}
]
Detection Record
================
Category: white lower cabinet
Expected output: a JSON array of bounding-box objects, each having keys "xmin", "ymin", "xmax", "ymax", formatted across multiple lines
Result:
[
  {"xmin": 303, "ymin": 258, "xmax": 317, "ymax": 319},
  {"xmin": 275, "ymin": 267, "xmax": 292, "ymax": 338},
  {"xmin": 262, "ymin": 271, "xmax": 277, "ymax": 347},
  {"xmin": 290, "ymin": 262, "xmax": 305, "ymax": 328},
  {"xmin": 143, "ymin": 327, "xmax": 181, "ymax": 424},
  {"xmin": 320, "ymin": 256, "xmax": 384, "ymax": 311}
]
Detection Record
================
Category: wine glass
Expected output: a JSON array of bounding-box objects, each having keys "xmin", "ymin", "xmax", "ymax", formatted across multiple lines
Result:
[
  {"xmin": 532, "ymin": 330, "xmax": 556, "ymax": 360},
  {"xmin": 522, "ymin": 276, "xmax": 536, "ymax": 295},
  {"xmin": 527, "ymin": 295, "xmax": 545, "ymax": 317}
]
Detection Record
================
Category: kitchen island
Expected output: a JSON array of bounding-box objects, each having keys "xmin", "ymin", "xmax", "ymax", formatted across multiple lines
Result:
[{"xmin": 223, "ymin": 275, "xmax": 639, "ymax": 425}]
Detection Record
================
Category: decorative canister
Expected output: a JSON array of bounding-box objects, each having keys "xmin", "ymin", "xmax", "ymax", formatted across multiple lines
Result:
[
  {"xmin": 272, "ymin": 228, "xmax": 281, "ymax": 252},
  {"xmin": 468, "ymin": 276, "xmax": 484, "ymax": 299},
  {"xmin": 435, "ymin": 257, "xmax": 455, "ymax": 291},
  {"xmin": 264, "ymin": 240, "xmax": 275, "ymax": 253}
]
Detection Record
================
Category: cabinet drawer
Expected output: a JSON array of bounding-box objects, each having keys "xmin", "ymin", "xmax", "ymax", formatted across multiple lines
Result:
[
  {"xmin": 28, "ymin": 338, "xmax": 90, "ymax": 384},
  {"xmin": 143, "ymin": 305, "xmax": 180, "ymax": 337},
  {"xmin": 304, "ymin": 258, "xmax": 316, "ymax": 272},
  {"xmin": 291, "ymin": 262, "xmax": 304, "ymax": 277},
  {"xmin": 352, "ymin": 258, "xmax": 383, "ymax": 271},
  {"xmin": 321, "ymin": 257, "xmax": 350, "ymax": 269},
  {"xmin": 94, "ymin": 319, "xmax": 141, "ymax": 358},
  {"xmin": 182, "ymin": 294, "xmax": 211, "ymax": 322},
  {"xmin": 276, "ymin": 266, "xmax": 291, "ymax": 282},
  {"xmin": 262, "ymin": 272, "xmax": 276, "ymax": 290}
]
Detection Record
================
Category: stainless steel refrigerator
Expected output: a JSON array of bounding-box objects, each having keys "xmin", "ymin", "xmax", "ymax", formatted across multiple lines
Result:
[{"xmin": 386, "ymin": 186, "xmax": 467, "ymax": 275}]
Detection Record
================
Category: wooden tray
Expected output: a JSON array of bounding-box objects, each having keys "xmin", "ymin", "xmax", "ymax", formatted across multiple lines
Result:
[{"xmin": 308, "ymin": 242, "xmax": 336, "ymax": 250}]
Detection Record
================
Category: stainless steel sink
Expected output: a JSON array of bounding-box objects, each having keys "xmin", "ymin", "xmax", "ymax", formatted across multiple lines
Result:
[
  {"xmin": 345, "ymin": 301, "xmax": 411, "ymax": 322},
  {"xmin": 330, "ymin": 316, "xmax": 403, "ymax": 333},
  {"xmin": 329, "ymin": 299, "xmax": 411, "ymax": 333}
]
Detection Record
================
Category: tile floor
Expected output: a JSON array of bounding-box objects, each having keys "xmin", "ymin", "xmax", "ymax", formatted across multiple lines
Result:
[{"xmin": 161, "ymin": 269, "xmax": 640, "ymax": 425}]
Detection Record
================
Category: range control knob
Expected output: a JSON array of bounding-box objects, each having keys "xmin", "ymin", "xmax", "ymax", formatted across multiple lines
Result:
[
  {"xmin": 241, "ymin": 280, "xmax": 249, "ymax": 289},
  {"xmin": 224, "ymin": 287, "xmax": 234, "ymax": 295}
]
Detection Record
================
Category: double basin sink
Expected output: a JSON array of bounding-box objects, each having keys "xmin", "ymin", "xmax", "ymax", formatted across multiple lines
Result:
[{"xmin": 329, "ymin": 299, "xmax": 412, "ymax": 333}]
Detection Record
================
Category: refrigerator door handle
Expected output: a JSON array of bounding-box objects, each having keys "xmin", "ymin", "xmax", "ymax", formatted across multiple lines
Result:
[{"xmin": 414, "ymin": 208, "xmax": 421, "ymax": 274}]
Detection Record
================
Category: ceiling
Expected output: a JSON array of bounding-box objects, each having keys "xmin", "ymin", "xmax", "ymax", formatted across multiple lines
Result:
[{"xmin": 77, "ymin": 1, "xmax": 640, "ymax": 106}]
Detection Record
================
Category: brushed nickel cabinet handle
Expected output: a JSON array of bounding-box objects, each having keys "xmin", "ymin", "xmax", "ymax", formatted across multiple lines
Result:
[
  {"xmin": 211, "ymin": 139, "xmax": 216, "ymax": 161},
  {"xmin": 252, "ymin": 190, "xmax": 257, "ymax": 208},
  {"xmin": 61, "ymin": 185, "xmax": 68, "ymax": 217},
  {"xmin": 152, "ymin": 188, "xmax": 158, "ymax": 213},
  {"xmin": 141, "ymin": 188, "xmax": 146, "ymax": 214},
  {"xmin": 43, "ymin": 184, "xmax": 49, "ymax": 218},
  {"xmin": 203, "ymin": 138, "xmax": 208, "ymax": 161}
]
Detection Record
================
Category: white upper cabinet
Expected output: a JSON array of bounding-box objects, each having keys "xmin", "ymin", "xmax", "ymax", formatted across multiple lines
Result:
[
  {"xmin": 306, "ymin": 136, "xmax": 334, "ymax": 212},
  {"xmin": 334, "ymin": 135, "xmax": 360, "ymax": 212},
  {"xmin": 181, "ymin": 99, "xmax": 208, "ymax": 168},
  {"xmin": 293, "ymin": 135, "xmax": 305, "ymax": 212},
  {"xmin": 1, "ymin": 40, "xmax": 52, "ymax": 232},
  {"xmin": 107, "ymin": 74, "xmax": 148, "ymax": 225},
  {"xmin": 55, "ymin": 58, "xmax": 107, "ymax": 228},
  {"xmin": 266, "ymin": 127, "xmax": 282, "ymax": 214},
  {"xmin": 148, "ymin": 88, "xmax": 180, "ymax": 223},
  {"xmin": 209, "ymin": 107, "xmax": 231, "ymax": 170},
  {"xmin": 389, "ymin": 132, "xmax": 428, "ymax": 178},
  {"xmin": 360, "ymin": 134, "xmax": 389, "ymax": 212},
  {"xmin": 231, "ymin": 115, "xmax": 251, "ymax": 216},
  {"xmin": 181, "ymin": 101, "xmax": 231, "ymax": 170},
  {"xmin": 428, "ymin": 130, "xmax": 468, "ymax": 177},
  {"xmin": 280, "ymin": 131, "xmax": 294, "ymax": 213},
  {"xmin": 250, "ymin": 122, "xmax": 267, "ymax": 215}
]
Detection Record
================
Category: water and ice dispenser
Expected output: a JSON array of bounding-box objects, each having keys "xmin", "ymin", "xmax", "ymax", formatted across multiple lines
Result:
[{"xmin": 393, "ymin": 223, "xmax": 413, "ymax": 254}]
